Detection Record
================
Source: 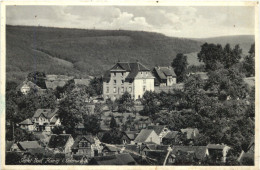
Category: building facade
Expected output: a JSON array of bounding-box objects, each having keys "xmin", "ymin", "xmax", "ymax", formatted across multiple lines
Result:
[
  {"xmin": 103, "ymin": 62, "xmax": 154, "ymax": 100},
  {"xmin": 152, "ymin": 66, "xmax": 176, "ymax": 86}
]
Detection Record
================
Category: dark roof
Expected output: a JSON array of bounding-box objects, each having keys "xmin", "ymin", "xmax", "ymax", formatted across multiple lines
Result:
[
  {"xmin": 172, "ymin": 146, "xmax": 208, "ymax": 160},
  {"xmin": 153, "ymin": 66, "xmax": 176, "ymax": 80},
  {"xmin": 103, "ymin": 62, "xmax": 151, "ymax": 82},
  {"xmin": 164, "ymin": 131, "xmax": 179, "ymax": 139},
  {"xmin": 207, "ymin": 144, "xmax": 230, "ymax": 150},
  {"xmin": 89, "ymin": 153, "xmax": 137, "ymax": 165},
  {"xmin": 6, "ymin": 141, "xmax": 14, "ymax": 151},
  {"xmin": 147, "ymin": 125, "xmax": 167, "ymax": 135},
  {"xmin": 19, "ymin": 118, "xmax": 33, "ymax": 125},
  {"xmin": 48, "ymin": 134, "xmax": 71, "ymax": 149},
  {"xmin": 71, "ymin": 135, "xmax": 96, "ymax": 149},
  {"xmin": 134, "ymin": 129, "xmax": 154, "ymax": 143},
  {"xmin": 124, "ymin": 131, "xmax": 138, "ymax": 140},
  {"xmin": 33, "ymin": 108, "xmax": 58, "ymax": 119},
  {"xmin": 18, "ymin": 141, "xmax": 42, "ymax": 150}
]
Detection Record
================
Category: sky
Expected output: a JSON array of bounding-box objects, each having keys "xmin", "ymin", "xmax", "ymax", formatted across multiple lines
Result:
[{"xmin": 6, "ymin": 6, "xmax": 255, "ymax": 38}]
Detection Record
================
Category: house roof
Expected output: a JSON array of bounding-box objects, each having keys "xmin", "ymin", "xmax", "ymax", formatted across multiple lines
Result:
[
  {"xmin": 74, "ymin": 79, "xmax": 91, "ymax": 86},
  {"xmin": 19, "ymin": 118, "xmax": 33, "ymax": 125},
  {"xmin": 18, "ymin": 141, "xmax": 42, "ymax": 150},
  {"xmin": 103, "ymin": 144, "xmax": 124, "ymax": 152},
  {"xmin": 147, "ymin": 125, "xmax": 167, "ymax": 135},
  {"xmin": 164, "ymin": 131, "xmax": 179, "ymax": 139},
  {"xmin": 6, "ymin": 141, "xmax": 14, "ymax": 151},
  {"xmin": 50, "ymin": 116, "xmax": 58, "ymax": 124},
  {"xmin": 89, "ymin": 153, "xmax": 137, "ymax": 165},
  {"xmin": 172, "ymin": 146, "xmax": 208, "ymax": 160},
  {"xmin": 16, "ymin": 80, "xmax": 42, "ymax": 91},
  {"xmin": 134, "ymin": 129, "xmax": 154, "ymax": 143},
  {"xmin": 103, "ymin": 62, "xmax": 151, "ymax": 82},
  {"xmin": 124, "ymin": 131, "xmax": 138, "ymax": 140},
  {"xmin": 153, "ymin": 66, "xmax": 176, "ymax": 80},
  {"xmin": 48, "ymin": 134, "xmax": 71, "ymax": 149},
  {"xmin": 180, "ymin": 128, "xmax": 199, "ymax": 139},
  {"xmin": 207, "ymin": 144, "xmax": 230, "ymax": 150},
  {"xmin": 32, "ymin": 108, "xmax": 58, "ymax": 119},
  {"xmin": 71, "ymin": 135, "xmax": 96, "ymax": 149}
]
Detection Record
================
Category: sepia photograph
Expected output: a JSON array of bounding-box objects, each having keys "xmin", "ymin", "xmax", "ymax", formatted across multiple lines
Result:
[{"xmin": 1, "ymin": 2, "xmax": 258, "ymax": 168}]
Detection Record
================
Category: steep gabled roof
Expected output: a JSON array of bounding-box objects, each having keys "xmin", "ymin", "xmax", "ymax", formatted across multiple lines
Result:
[
  {"xmin": 172, "ymin": 146, "xmax": 208, "ymax": 160},
  {"xmin": 134, "ymin": 129, "xmax": 155, "ymax": 143},
  {"xmin": 103, "ymin": 62, "xmax": 151, "ymax": 82},
  {"xmin": 147, "ymin": 125, "xmax": 167, "ymax": 135},
  {"xmin": 32, "ymin": 108, "xmax": 58, "ymax": 119},
  {"xmin": 19, "ymin": 118, "xmax": 33, "ymax": 125},
  {"xmin": 6, "ymin": 141, "xmax": 15, "ymax": 151},
  {"xmin": 18, "ymin": 141, "xmax": 42, "ymax": 150},
  {"xmin": 71, "ymin": 135, "xmax": 96, "ymax": 149},
  {"xmin": 164, "ymin": 131, "xmax": 179, "ymax": 139},
  {"xmin": 153, "ymin": 66, "xmax": 176, "ymax": 80},
  {"xmin": 48, "ymin": 134, "xmax": 71, "ymax": 149}
]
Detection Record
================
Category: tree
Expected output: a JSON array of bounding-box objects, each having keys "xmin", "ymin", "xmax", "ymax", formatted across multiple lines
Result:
[
  {"xmin": 140, "ymin": 91, "xmax": 159, "ymax": 117},
  {"xmin": 58, "ymin": 87, "xmax": 90, "ymax": 134},
  {"xmin": 109, "ymin": 116, "xmax": 117, "ymax": 129},
  {"xmin": 27, "ymin": 71, "xmax": 46, "ymax": 89},
  {"xmin": 117, "ymin": 91, "xmax": 134, "ymax": 113},
  {"xmin": 198, "ymin": 43, "xmax": 224, "ymax": 71},
  {"xmin": 243, "ymin": 43, "xmax": 255, "ymax": 77},
  {"xmin": 88, "ymin": 77, "xmax": 103, "ymax": 96},
  {"xmin": 223, "ymin": 44, "xmax": 242, "ymax": 68},
  {"xmin": 83, "ymin": 114, "xmax": 101, "ymax": 135},
  {"xmin": 172, "ymin": 53, "xmax": 188, "ymax": 82}
]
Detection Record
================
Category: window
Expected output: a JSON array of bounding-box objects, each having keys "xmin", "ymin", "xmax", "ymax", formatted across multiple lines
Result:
[
  {"xmin": 143, "ymin": 79, "xmax": 146, "ymax": 84},
  {"xmin": 121, "ymin": 87, "xmax": 124, "ymax": 93},
  {"xmin": 114, "ymin": 80, "xmax": 116, "ymax": 84},
  {"xmin": 129, "ymin": 87, "xmax": 132, "ymax": 92},
  {"xmin": 121, "ymin": 80, "xmax": 124, "ymax": 84},
  {"xmin": 113, "ymin": 72, "xmax": 116, "ymax": 76},
  {"xmin": 113, "ymin": 87, "xmax": 116, "ymax": 93},
  {"xmin": 143, "ymin": 86, "xmax": 146, "ymax": 92},
  {"xmin": 141, "ymin": 72, "xmax": 143, "ymax": 74},
  {"xmin": 106, "ymin": 87, "xmax": 109, "ymax": 93},
  {"xmin": 121, "ymin": 72, "xmax": 124, "ymax": 76},
  {"xmin": 146, "ymin": 72, "xmax": 148, "ymax": 75}
]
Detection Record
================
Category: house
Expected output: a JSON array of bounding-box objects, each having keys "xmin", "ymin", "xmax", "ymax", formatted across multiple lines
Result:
[
  {"xmin": 102, "ymin": 144, "xmax": 124, "ymax": 156},
  {"xmin": 88, "ymin": 153, "xmax": 137, "ymax": 165},
  {"xmin": 19, "ymin": 119, "xmax": 34, "ymax": 131},
  {"xmin": 48, "ymin": 134, "xmax": 74, "ymax": 156},
  {"xmin": 45, "ymin": 75, "xmax": 74, "ymax": 90},
  {"xmin": 102, "ymin": 62, "xmax": 154, "ymax": 100},
  {"xmin": 152, "ymin": 66, "xmax": 176, "ymax": 86},
  {"xmin": 207, "ymin": 144, "xmax": 231, "ymax": 163},
  {"xmin": 71, "ymin": 135, "xmax": 103, "ymax": 157},
  {"xmin": 145, "ymin": 149, "xmax": 175, "ymax": 165},
  {"xmin": 237, "ymin": 139, "xmax": 254, "ymax": 165},
  {"xmin": 147, "ymin": 125, "xmax": 170, "ymax": 142},
  {"xmin": 134, "ymin": 129, "xmax": 160, "ymax": 145},
  {"xmin": 74, "ymin": 78, "xmax": 91, "ymax": 86},
  {"xmin": 180, "ymin": 128, "xmax": 199, "ymax": 140},
  {"xmin": 122, "ymin": 131, "xmax": 138, "ymax": 144},
  {"xmin": 17, "ymin": 141, "xmax": 42, "ymax": 151},
  {"xmin": 32, "ymin": 108, "xmax": 61, "ymax": 132},
  {"xmin": 162, "ymin": 131, "xmax": 179, "ymax": 145},
  {"xmin": 16, "ymin": 80, "xmax": 45, "ymax": 95},
  {"xmin": 171, "ymin": 146, "xmax": 209, "ymax": 164},
  {"xmin": 6, "ymin": 141, "xmax": 15, "ymax": 152}
]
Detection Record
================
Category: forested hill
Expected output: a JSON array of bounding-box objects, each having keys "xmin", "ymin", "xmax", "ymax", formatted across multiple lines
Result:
[
  {"xmin": 194, "ymin": 35, "xmax": 255, "ymax": 54},
  {"xmin": 6, "ymin": 25, "xmax": 201, "ymax": 83}
]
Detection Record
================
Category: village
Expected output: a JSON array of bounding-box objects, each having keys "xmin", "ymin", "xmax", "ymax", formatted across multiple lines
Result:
[{"xmin": 6, "ymin": 51, "xmax": 255, "ymax": 165}]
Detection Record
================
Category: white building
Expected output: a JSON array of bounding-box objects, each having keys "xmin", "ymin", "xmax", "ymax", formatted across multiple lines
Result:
[{"xmin": 103, "ymin": 62, "xmax": 154, "ymax": 100}]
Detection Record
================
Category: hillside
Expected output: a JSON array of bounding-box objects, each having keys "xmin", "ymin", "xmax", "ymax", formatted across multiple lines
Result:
[
  {"xmin": 194, "ymin": 35, "xmax": 254, "ymax": 54},
  {"xmin": 6, "ymin": 25, "xmax": 202, "ymax": 83}
]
